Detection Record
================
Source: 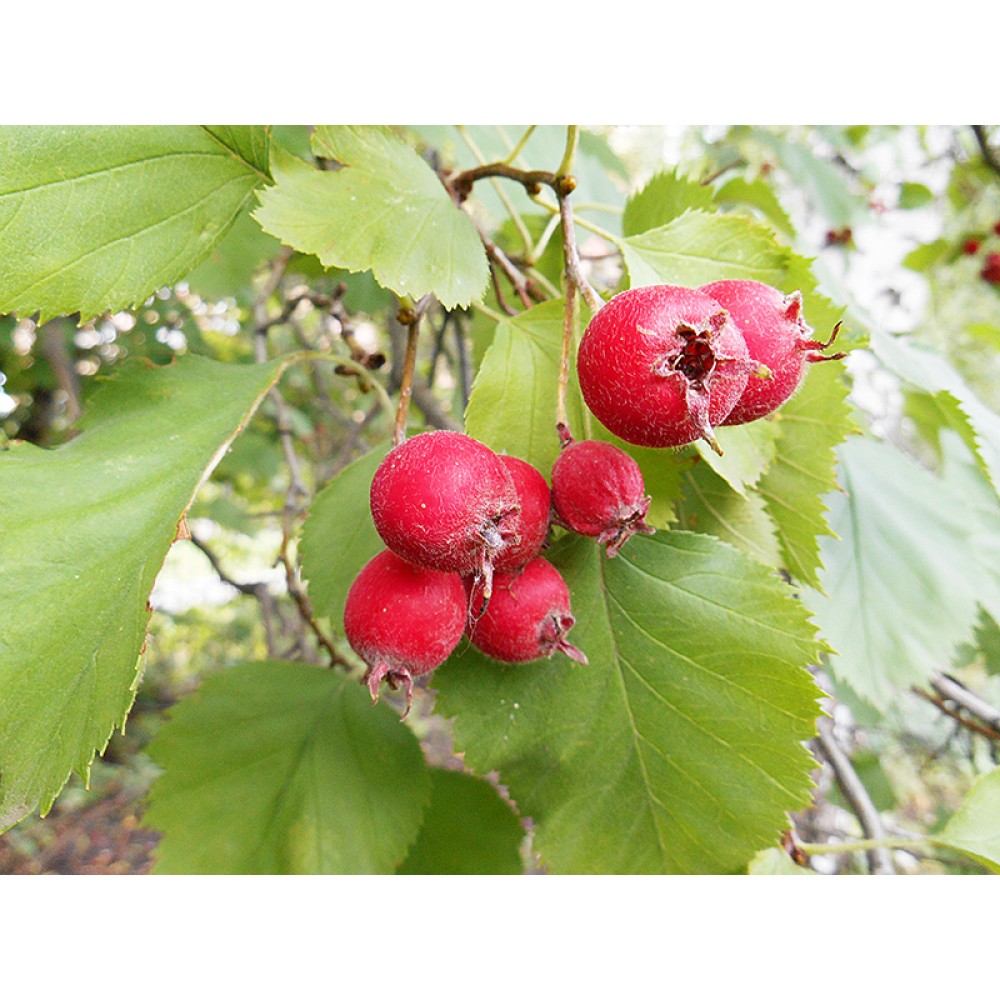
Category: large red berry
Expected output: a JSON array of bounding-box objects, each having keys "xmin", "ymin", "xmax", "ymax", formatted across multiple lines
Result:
[
  {"xmin": 576, "ymin": 285, "xmax": 752, "ymax": 454},
  {"xmin": 344, "ymin": 549, "xmax": 466, "ymax": 716},
  {"xmin": 551, "ymin": 438, "xmax": 653, "ymax": 557},
  {"xmin": 699, "ymin": 280, "xmax": 845, "ymax": 425},
  {"xmin": 370, "ymin": 431, "xmax": 519, "ymax": 597},
  {"xmin": 466, "ymin": 558, "xmax": 587, "ymax": 664},
  {"xmin": 493, "ymin": 455, "xmax": 552, "ymax": 573}
]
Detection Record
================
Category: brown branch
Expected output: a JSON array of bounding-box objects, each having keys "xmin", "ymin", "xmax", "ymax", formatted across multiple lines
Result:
[
  {"xmin": 558, "ymin": 190, "xmax": 602, "ymax": 314},
  {"xmin": 451, "ymin": 163, "xmax": 557, "ymax": 201},
  {"xmin": 913, "ymin": 673, "xmax": 1000, "ymax": 741},
  {"xmin": 814, "ymin": 714, "xmax": 896, "ymax": 875},
  {"xmin": 188, "ymin": 534, "xmax": 283, "ymax": 658},
  {"xmin": 971, "ymin": 126, "xmax": 1000, "ymax": 178}
]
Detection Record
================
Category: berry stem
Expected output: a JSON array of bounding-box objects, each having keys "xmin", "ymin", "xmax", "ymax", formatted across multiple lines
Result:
[
  {"xmin": 393, "ymin": 297, "xmax": 427, "ymax": 448},
  {"xmin": 557, "ymin": 278, "xmax": 576, "ymax": 437}
]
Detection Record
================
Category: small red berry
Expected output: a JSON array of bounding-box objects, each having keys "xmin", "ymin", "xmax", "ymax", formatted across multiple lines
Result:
[
  {"xmin": 466, "ymin": 557, "xmax": 587, "ymax": 665},
  {"xmin": 994, "ymin": 221, "xmax": 1000, "ymax": 237},
  {"xmin": 369, "ymin": 431, "xmax": 519, "ymax": 600},
  {"xmin": 699, "ymin": 280, "xmax": 845, "ymax": 425},
  {"xmin": 344, "ymin": 550, "xmax": 466, "ymax": 716},
  {"xmin": 551, "ymin": 438, "xmax": 653, "ymax": 557},
  {"xmin": 494, "ymin": 455, "xmax": 552, "ymax": 573},
  {"xmin": 577, "ymin": 285, "xmax": 752, "ymax": 454},
  {"xmin": 981, "ymin": 252, "xmax": 1000, "ymax": 285},
  {"xmin": 963, "ymin": 238, "xmax": 982, "ymax": 255}
]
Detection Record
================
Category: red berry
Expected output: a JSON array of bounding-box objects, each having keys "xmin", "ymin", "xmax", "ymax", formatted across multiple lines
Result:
[
  {"xmin": 981, "ymin": 252, "xmax": 1000, "ymax": 285},
  {"xmin": 493, "ymin": 455, "xmax": 552, "ymax": 573},
  {"xmin": 466, "ymin": 558, "xmax": 587, "ymax": 664},
  {"xmin": 344, "ymin": 550, "xmax": 466, "ymax": 716},
  {"xmin": 963, "ymin": 238, "xmax": 982, "ymax": 255},
  {"xmin": 994, "ymin": 221, "xmax": 1000, "ymax": 237},
  {"xmin": 551, "ymin": 438, "xmax": 653, "ymax": 557},
  {"xmin": 576, "ymin": 285, "xmax": 752, "ymax": 454},
  {"xmin": 370, "ymin": 431, "xmax": 519, "ymax": 599},
  {"xmin": 699, "ymin": 280, "xmax": 845, "ymax": 425}
]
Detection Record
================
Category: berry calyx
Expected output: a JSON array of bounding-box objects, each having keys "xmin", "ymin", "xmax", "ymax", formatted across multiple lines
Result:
[
  {"xmin": 699, "ymin": 280, "xmax": 846, "ymax": 426},
  {"xmin": 466, "ymin": 557, "xmax": 587, "ymax": 664},
  {"xmin": 551, "ymin": 437, "xmax": 653, "ymax": 557},
  {"xmin": 369, "ymin": 431, "xmax": 519, "ymax": 603},
  {"xmin": 493, "ymin": 455, "xmax": 552, "ymax": 573},
  {"xmin": 576, "ymin": 285, "xmax": 753, "ymax": 454},
  {"xmin": 343, "ymin": 550, "xmax": 466, "ymax": 717}
]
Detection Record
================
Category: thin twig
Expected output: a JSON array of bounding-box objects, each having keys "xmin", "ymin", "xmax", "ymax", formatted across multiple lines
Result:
[
  {"xmin": 558, "ymin": 192, "xmax": 602, "ymax": 315},
  {"xmin": 971, "ymin": 126, "xmax": 1000, "ymax": 177},
  {"xmin": 913, "ymin": 673, "xmax": 1000, "ymax": 741},
  {"xmin": 813, "ymin": 714, "xmax": 896, "ymax": 875}
]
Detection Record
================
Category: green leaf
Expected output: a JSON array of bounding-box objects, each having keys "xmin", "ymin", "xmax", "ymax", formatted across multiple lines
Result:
[
  {"xmin": 0, "ymin": 125, "xmax": 270, "ymax": 322},
  {"xmin": 254, "ymin": 130, "xmax": 488, "ymax": 309},
  {"xmin": 676, "ymin": 460, "xmax": 781, "ymax": 567},
  {"xmin": 755, "ymin": 361, "xmax": 854, "ymax": 588},
  {"xmin": 465, "ymin": 299, "xmax": 587, "ymax": 474},
  {"xmin": 714, "ymin": 176, "xmax": 796, "ymax": 238},
  {"xmin": 397, "ymin": 770, "xmax": 524, "ymax": 874},
  {"xmin": 806, "ymin": 437, "xmax": 987, "ymax": 707},
  {"xmin": 299, "ymin": 445, "xmax": 389, "ymax": 627},
  {"xmin": 622, "ymin": 170, "xmax": 714, "ymax": 237},
  {"xmin": 873, "ymin": 329, "xmax": 1000, "ymax": 497},
  {"xmin": 435, "ymin": 532, "xmax": 824, "ymax": 874},
  {"xmin": 695, "ymin": 419, "xmax": 781, "ymax": 498},
  {"xmin": 747, "ymin": 848, "xmax": 817, "ymax": 875},
  {"xmin": 0, "ymin": 354, "xmax": 284, "ymax": 829},
  {"xmin": 898, "ymin": 182, "xmax": 934, "ymax": 209},
  {"xmin": 184, "ymin": 204, "xmax": 282, "ymax": 305},
  {"xmin": 619, "ymin": 211, "xmax": 796, "ymax": 291},
  {"xmin": 932, "ymin": 768, "xmax": 1000, "ymax": 873},
  {"xmin": 903, "ymin": 238, "xmax": 950, "ymax": 272},
  {"xmin": 144, "ymin": 661, "xmax": 431, "ymax": 873}
]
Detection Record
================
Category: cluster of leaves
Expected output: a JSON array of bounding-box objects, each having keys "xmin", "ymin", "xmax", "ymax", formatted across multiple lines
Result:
[{"xmin": 1, "ymin": 125, "xmax": 998, "ymax": 874}]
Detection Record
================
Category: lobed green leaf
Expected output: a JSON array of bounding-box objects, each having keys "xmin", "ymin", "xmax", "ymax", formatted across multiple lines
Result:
[
  {"xmin": 0, "ymin": 125, "xmax": 269, "ymax": 322},
  {"xmin": 144, "ymin": 661, "xmax": 431, "ymax": 874},
  {"xmin": 435, "ymin": 532, "xmax": 824, "ymax": 874},
  {"xmin": 0, "ymin": 354, "xmax": 284, "ymax": 829}
]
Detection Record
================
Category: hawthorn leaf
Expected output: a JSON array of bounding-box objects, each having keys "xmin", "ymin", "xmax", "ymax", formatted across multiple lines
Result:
[
  {"xmin": 806, "ymin": 437, "xmax": 987, "ymax": 707},
  {"xmin": 0, "ymin": 125, "xmax": 270, "ymax": 322},
  {"xmin": 694, "ymin": 418, "xmax": 781, "ymax": 498},
  {"xmin": 932, "ymin": 768, "xmax": 1000, "ymax": 873},
  {"xmin": 622, "ymin": 170, "xmax": 715, "ymax": 237},
  {"xmin": 299, "ymin": 445, "xmax": 389, "ymax": 627},
  {"xmin": 144, "ymin": 661, "xmax": 430, "ymax": 874},
  {"xmin": 464, "ymin": 299, "xmax": 587, "ymax": 473},
  {"xmin": 619, "ymin": 211, "xmax": 796, "ymax": 291},
  {"xmin": 254, "ymin": 129, "xmax": 487, "ymax": 309},
  {"xmin": 676, "ymin": 460, "xmax": 781, "ymax": 567},
  {"xmin": 434, "ymin": 532, "xmax": 824, "ymax": 874},
  {"xmin": 397, "ymin": 770, "xmax": 524, "ymax": 875},
  {"xmin": 714, "ymin": 177, "xmax": 796, "ymax": 238},
  {"xmin": 755, "ymin": 361, "xmax": 854, "ymax": 588},
  {"xmin": 0, "ymin": 354, "xmax": 284, "ymax": 830},
  {"xmin": 873, "ymin": 329, "xmax": 1000, "ymax": 496}
]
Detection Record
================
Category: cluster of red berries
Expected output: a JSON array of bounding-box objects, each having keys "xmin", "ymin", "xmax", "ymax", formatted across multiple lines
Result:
[
  {"xmin": 577, "ymin": 280, "xmax": 845, "ymax": 456},
  {"xmin": 962, "ymin": 221, "xmax": 1000, "ymax": 286},
  {"xmin": 342, "ymin": 279, "xmax": 845, "ymax": 716},
  {"xmin": 343, "ymin": 430, "xmax": 656, "ymax": 715}
]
